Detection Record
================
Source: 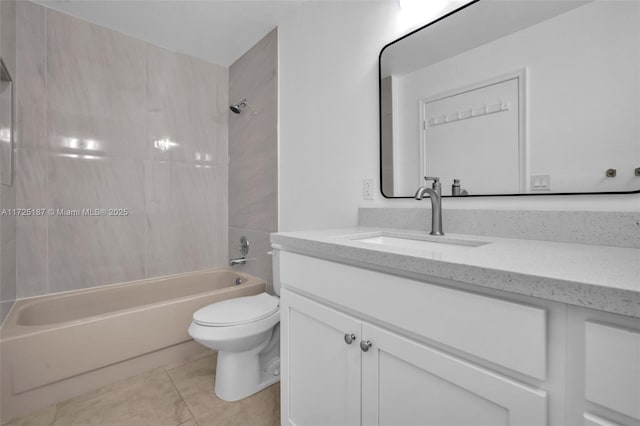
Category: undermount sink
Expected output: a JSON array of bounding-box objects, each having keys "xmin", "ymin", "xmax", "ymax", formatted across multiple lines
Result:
[{"xmin": 348, "ymin": 232, "xmax": 490, "ymax": 251}]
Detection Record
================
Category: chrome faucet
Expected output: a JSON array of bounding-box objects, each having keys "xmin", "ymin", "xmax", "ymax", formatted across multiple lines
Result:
[
  {"xmin": 414, "ymin": 176, "xmax": 444, "ymax": 236},
  {"xmin": 230, "ymin": 257, "xmax": 247, "ymax": 266}
]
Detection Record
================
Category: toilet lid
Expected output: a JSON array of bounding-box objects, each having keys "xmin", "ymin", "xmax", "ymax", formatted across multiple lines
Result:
[{"xmin": 193, "ymin": 293, "xmax": 279, "ymax": 326}]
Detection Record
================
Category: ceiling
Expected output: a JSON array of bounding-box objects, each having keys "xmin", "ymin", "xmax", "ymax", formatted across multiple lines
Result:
[{"xmin": 35, "ymin": 0, "xmax": 398, "ymax": 66}]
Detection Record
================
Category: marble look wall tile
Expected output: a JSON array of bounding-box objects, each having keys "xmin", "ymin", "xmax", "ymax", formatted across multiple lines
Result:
[
  {"xmin": 48, "ymin": 215, "xmax": 145, "ymax": 292},
  {"xmin": 0, "ymin": 0, "xmax": 16, "ymax": 77},
  {"xmin": 147, "ymin": 45, "xmax": 226, "ymax": 166},
  {"xmin": 216, "ymin": 66, "xmax": 229, "ymax": 165},
  {"xmin": 16, "ymin": 148, "xmax": 46, "ymax": 208},
  {"xmin": 46, "ymin": 9, "xmax": 146, "ymax": 159},
  {"xmin": 48, "ymin": 155, "xmax": 145, "ymax": 214},
  {"xmin": 16, "ymin": 0, "xmax": 46, "ymax": 150},
  {"xmin": 228, "ymin": 29, "xmax": 277, "ymax": 233},
  {"xmin": 229, "ymin": 227, "xmax": 273, "ymax": 288},
  {"xmin": 144, "ymin": 44, "xmax": 228, "ymax": 280},
  {"xmin": 0, "ymin": 0, "xmax": 17, "ymax": 309},
  {"xmin": 146, "ymin": 210, "xmax": 211, "ymax": 277},
  {"xmin": 9, "ymin": 5, "xmax": 229, "ymax": 298},
  {"xmin": 146, "ymin": 162, "xmax": 227, "ymax": 277},
  {"xmin": 358, "ymin": 208, "xmax": 640, "ymax": 249},
  {"xmin": 213, "ymin": 164, "xmax": 229, "ymax": 269},
  {"xmin": 14, "ymin": 146, "xmax": 46, "ymax": 297},
  {"xmin": 228, "ymin": 89, "xmax": 277, "ymax": 229},
  {"xmin": 15, "ymin": 145, "xmax": 48, "ymax": 297},
  {"xmin": 180, "ymin": 55, "xmax": 223, "ymax": 164},
  {"xmin": 1, "ymin": 183, "xmax": 16, "ymax": 303},
  {"xmin": 229, "ymin": 28, "xmax": 277, "ymax": 97},
  {"xmin": 16, "ymin": 216, "xmax": 47, "ymax": 298}
]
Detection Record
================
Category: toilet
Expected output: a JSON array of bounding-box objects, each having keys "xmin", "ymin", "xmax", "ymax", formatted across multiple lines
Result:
[{"xmin": 188, "ymin": 290, "xmax": 281, "ymax": 401}]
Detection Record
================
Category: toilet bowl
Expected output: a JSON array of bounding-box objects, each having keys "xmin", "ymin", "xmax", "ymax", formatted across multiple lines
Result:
[{"xmin": 188, "ymin": 292, "xmax": 281, "ymax": 401}]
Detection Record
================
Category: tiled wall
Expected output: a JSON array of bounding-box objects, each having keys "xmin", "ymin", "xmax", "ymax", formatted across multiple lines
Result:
[
  {"xmin": 228, "ymin": 29, "xmax": 278, "ymax": 287},
  {"xmin": 13, "ymin": 2, "xmax": 228, "ymax": 298},
  {"xmin": 0, "ymin": 0, "xmax": 17, "ymax": 322}
]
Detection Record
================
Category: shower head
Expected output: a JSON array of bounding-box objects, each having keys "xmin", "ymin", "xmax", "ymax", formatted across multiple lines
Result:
[{"xmin": 230, "ymin": 99, "xmax": 248, "ymax": 114}]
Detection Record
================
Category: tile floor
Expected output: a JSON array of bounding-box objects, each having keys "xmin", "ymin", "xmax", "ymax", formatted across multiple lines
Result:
[{"xmin": 3, "ymin": 351, "xmax": 280, "ymax": 426}]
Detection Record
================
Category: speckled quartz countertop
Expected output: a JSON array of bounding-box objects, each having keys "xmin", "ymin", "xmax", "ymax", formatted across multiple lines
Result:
[{"xmin": 271, "ymin": 227, "xmax": 640, "ymax": 318}]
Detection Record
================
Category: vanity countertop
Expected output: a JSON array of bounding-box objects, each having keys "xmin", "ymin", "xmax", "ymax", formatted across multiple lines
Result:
[{"xmin": 271, "ymin": 227, "xmax": 640, "ymax": 318}]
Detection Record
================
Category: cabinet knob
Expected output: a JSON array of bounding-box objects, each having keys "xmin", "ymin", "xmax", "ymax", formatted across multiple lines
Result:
[
  {"xmin": 360, "ymin": 340, "xmax": 372, "ymax": 352},
  {"xmin": 344, "ymin": 333, "xmax": 356, "ymax": 344}
]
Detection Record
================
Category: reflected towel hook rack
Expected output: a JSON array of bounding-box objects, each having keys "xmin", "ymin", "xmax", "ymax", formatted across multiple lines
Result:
[{"xmin": 428, "ymin": 100, "xmax": 510, "ymax": 128}]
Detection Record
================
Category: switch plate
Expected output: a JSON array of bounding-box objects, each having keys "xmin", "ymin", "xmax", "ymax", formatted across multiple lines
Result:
[
  {"xmin": 531, "ymin": 175, "xmax": 551, "ymax": 191},
  {"xmin": 363, "ymin": 178, "xmax": 374, "ymax": 200}
]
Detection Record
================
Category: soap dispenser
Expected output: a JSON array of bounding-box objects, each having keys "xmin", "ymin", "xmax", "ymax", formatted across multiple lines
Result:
[
  {"xmin": 452, "ymin": 179, "xmax": 461, "ymax": 196},
  {"xmin": 452, "ymin": 179, "xmax": 468, "ymax": 196}
]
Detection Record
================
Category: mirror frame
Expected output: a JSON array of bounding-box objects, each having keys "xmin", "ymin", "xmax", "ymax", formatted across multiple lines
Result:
[{"xmin": 378, "ymin": 0, "xmax": 640, "ymax": 198}]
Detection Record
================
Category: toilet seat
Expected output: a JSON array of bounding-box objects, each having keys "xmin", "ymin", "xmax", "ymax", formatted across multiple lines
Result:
[{"xmin": 193, "ymin": 293, "xmax": 279, "ymax": 327}]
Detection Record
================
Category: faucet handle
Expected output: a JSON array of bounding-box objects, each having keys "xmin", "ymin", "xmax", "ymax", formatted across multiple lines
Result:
[{"xmin": 424, "ymin": 176, "xmax": 441, "ymax": 194}]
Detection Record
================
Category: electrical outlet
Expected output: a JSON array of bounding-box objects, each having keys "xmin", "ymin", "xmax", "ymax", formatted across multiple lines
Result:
[
  {"xmin": 363, "ymin": 178, "xmax": 374, "ymax": 200},
  {"xmin": 530, "ymin": 175, "xmax": 551, "ymax": 191}
]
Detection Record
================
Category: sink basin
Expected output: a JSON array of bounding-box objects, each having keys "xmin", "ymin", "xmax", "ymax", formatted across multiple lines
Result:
[{"xmin": 349, "ymin": 232, "xmax": 489, "ymax": 251}]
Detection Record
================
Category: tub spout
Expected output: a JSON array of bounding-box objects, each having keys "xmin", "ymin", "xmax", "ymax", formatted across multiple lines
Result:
[{"xmin": 230, "ymin": 257, "xmax": 247, "ymax": 266}]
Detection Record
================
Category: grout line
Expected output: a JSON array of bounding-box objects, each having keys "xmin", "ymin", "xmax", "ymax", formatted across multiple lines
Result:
[
  {"xmin": 143, "ymin": 43, "xmax": 149, "ymax": 280},
  {"xmin": 164, "ymin": 367, "xmax": 198, "ymax": 425},
  {"xmin": 50, "ymin": 402, "xmax": 60, "ymax": 426},
  {"xmin": 166, "ymin": 351, "xmax": 216, "ymax": 372},
  {"xmin": 44, "ymin": 3, "xmax": 50, "ymax": 297}
]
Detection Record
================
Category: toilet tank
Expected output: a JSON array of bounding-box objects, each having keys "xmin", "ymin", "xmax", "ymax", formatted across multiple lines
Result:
[{"xmin": 271, "ymin": 248, "xmax": 281, "ymax": 296}]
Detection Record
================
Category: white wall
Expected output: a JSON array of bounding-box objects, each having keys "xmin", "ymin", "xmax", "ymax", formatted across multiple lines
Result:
[
  {"xmin": 277, "ymin": 1, "xmax": 640, "ymax": 232},
  {"xmin": 278, "ymin": 1, "xmax": 408, "ymax": 231}
]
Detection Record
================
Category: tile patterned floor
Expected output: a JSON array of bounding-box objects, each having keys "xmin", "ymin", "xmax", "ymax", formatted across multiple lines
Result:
[{"xmin": 3, "ymin": 352, "xmax": 280, "ymax": 426}]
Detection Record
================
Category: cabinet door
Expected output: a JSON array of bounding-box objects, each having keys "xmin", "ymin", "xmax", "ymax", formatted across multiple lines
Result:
[
  {"xmin": 566, "ymin": 306, "xmax": 640, "ymax": 426},
  {"xmin": 280, "ymin": 289, "xmax": 362, "ymax": 426},
  {"xmin": 361, "ymin": 323, "xmax": 547, "ymax": 426}
]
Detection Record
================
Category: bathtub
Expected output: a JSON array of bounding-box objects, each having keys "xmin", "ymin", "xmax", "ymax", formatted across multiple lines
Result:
[{"xmin": 0, "ymin": 269, "xmax": 266, "ymax": 421}]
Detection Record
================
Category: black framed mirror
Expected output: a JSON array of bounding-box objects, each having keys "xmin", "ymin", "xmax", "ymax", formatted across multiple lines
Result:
[{"xmin": 379, "ymin": 0, "xmax": 640, "ymax": 198}]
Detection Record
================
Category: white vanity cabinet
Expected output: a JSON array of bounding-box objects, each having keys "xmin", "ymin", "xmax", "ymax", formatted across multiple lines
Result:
[
  {"xmin": 281, "ymin": 289, "xmax": 546, "ymax": 426},
  {"xmin": 278, "ymin": 251, "xmax": 550, "ymax": 426},
  {"xmin": 273, "ymin": 226, "xmax": 640, "ymax": 426},
  {"xmin": 280, "ymin": 289, "xmax": 362, "ymax": 426},
  {"xmin": 566, "ymin": 306, "xmax": 640, "ymax": 426},
  {"xmin": 360, "ymin": 322, "xmax": 546, "ymax": 426}
]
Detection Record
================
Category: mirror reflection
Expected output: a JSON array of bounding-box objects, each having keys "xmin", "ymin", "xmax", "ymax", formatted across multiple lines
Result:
[{"xmin": 380, "ymin": 0, "xmax": 640, "ymax": 197}]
